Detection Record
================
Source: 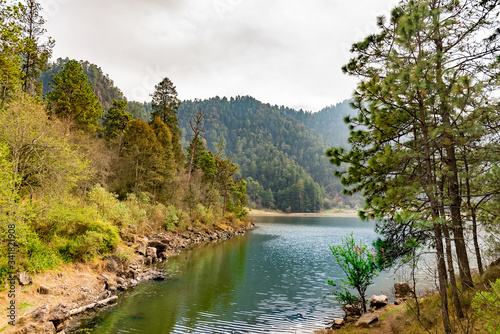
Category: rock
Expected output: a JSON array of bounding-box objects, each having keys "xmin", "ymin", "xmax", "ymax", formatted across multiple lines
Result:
[
  {"xmin": 146, "ymin": 247, "xmax": 157, "ymax": 259},
  {"xmin": 394, "ymin": 282, "xmax": 414, "ymax": 299},
  {"xmin": 343, "ymin": 304, "xmax": 362, "ymax": 317},
  {"xmin": 115, "ymin": 277, "xmax": 125, "ymax": 285},
  {"xmin": 370, "ymin": 295, "xmax": 388, "ymax": 309},
  {"xmin": 27, "ymin": 305, "xmax": 49, "ymax": 323},
  {"xmin": 48, "ymin": 303, "xmax": 71, "ymax": 331},
  {"xmin": 332, "ymin": 318, "xmax": 345, "ymax": 329},
  {"xmin": 37, "ymin": 285, "xmax": 50, "ymax": 295},
  {"xmin": 104, "ymin": 255, "xmax": 123, "ymax": 274},
  {"xmin": 135, "ymin": 238, "xmax": 148, "ymax": 255},
  {"xmin": 105, "ymin": 279, "xmax": 118, "ymax": 292},
  {"xmin": 355, "ymin": 312, "xmax": 379, "ymax": 328},
  {"xmin": 17, "ymin": 272, "xmax": 33, "ymax": 286},
  {"xmin": 130, "ymin": 279, "xmax": 138, "ymax": 287},
  {"xmin": 48, "ymin": 304, "xmax": 71, "ymax": 321},
  {"xmin": 125, "ymin": 269, "xmax": 139, "ymax": 279},
  {"xmin": 394, "ymin": 298, "xmax": 405, "ymax": 305}
]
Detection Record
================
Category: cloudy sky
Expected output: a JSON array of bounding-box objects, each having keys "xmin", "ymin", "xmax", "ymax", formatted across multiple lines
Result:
[{"xmin": 40, "ymin": 0, "xmax": 399, "ymax": 112}]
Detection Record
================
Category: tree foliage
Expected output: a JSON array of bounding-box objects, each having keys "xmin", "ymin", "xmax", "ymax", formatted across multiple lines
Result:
[
  {"xmin": 47, "ymin": 59, "xmax": 102, "ymax": 131},
  {"xmin": 328, "ymin": 233, "xmax": 379, "ymax": 313},
  {"xmin": 19, "ymin": 0, "xmax": 53, "ymax": 96},
  {"xmin": 328, "ymin": 0, "xmax": 499, "ymax": 331},
  {"xmin": 151, "ymin": 77, "xmax": 184, "ymax": 165}
]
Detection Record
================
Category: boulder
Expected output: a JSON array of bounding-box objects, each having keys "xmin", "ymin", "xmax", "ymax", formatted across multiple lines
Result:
[
  {"xmin": 48, "ymin": 303, "xmax": 71, "ymax": 331},
  {"xmin": 125, "ymin": 269, "xmax": 139, "ymax": 279},
  {"xmin": 370, "ymin": 295, "xmax": 388, "ymax": 309},
  {"xmin": 135, "ymin": 239, "xmax": 148, "ymax": 255},
  {"xmin": 355, "ymin": 312, "xmax": 379, "ymax": 328},
  {"xmin": 146, "ymin": 247, "xmax": 157, "ymax": 259},
  {"xmin": 104, "ymin": 255, "xmax": 123, "ymax": 274},
  {"xmin": 17, "ymin": 272, "xmax": 33, "ymax": 286},
  {"xmin": 394, "ymin": 282, "xmax": 414, "ymax": 299},
  {"xmin": 28, "ymin": 305, "xmax": 49, "ymax": 323},
  {"xmin": 332, "ymin": 318, "xmax": 345, "ymax": 329},
  {"xmin": 105, "ymin": 279, "xmax": 118, "ymax": 292},
  {"xmin": 48, "ymin": 304, "xmax": 71, "ymax": 322}
]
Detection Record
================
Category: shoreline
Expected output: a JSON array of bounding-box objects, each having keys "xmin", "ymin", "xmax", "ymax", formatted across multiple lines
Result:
[
  {"xmin": 247, "ymin": 209, "xmax": 359, "ymax": 218},
  {"xmin": 0, "ymin": 223, "xmax": 254, "ymax": 334}
]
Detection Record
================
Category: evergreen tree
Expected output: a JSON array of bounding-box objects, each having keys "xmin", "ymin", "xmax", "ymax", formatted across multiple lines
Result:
[
  {"xmin": 0, "ymin": 1, "xmax": 22, "ymax": 104},
  {"xmin": 328, "ymin": 0, "xmax": 499, "ymax": 330},
  {"xmin": 119, "ymin": 119, "xmax": 166, "ymax": 198},
  {"xmin": 19, "ymin": 0, "xmax": 54, "ymax": 96},
  {"xmin": 150, "ymin": 77, "xmax": 184, "ymax": 165},
  {"xmin": 47, "ymin": 59, "xmax": 102, "ymax": 131},
  {"xmin": 103, "ymin": 99, "xmax": 132, "ymax": 152},
  {"xmin": 150, "ymin": 117, "xmax": 176, "ymax": 184}
]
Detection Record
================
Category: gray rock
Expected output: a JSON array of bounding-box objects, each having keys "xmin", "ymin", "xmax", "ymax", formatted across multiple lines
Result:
[
  {"xmin": 104, "ymin": 255, "xmax": 123, "ymax": 274},
  {"xmin": 106, "ymin": 280, "xmax": 118, "ymax": 292},
  {"xmin": 17, "ymin": 272, "xmax": 33, "ymax": 286},
  {"xmin": 394, "ymin": 282, "xmax": 414, "ymax": 298},
  {"xmin": 355, "ymin": 312, "xmax": 379, "ymax": 328},
  {"xmin": 48, "ymin": 303, "xmax": 71, "ymax": 321},
  {"xmin": 27, "ymin": 305, "xmax": 49, "ymax": 323},
  {"xmin": 370, "ymin": 295, "xmax": 388, "ymax": 309},
  {"xmin": 130, "ymin": 279, "xmax": 138, "ymax": 287},
  {"xmin": 146, "ymin": 246, "xmax": 157, "ymax": 259},
  {"xmin": 135, "ymin": 239, "xmax": 148, "ymax": 255},
  {"xmin": 332, "ymin": 318, "xmax": 345, "ymax": 329}
]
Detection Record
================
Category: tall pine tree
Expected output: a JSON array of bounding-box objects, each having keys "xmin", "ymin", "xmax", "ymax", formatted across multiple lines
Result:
[{"xmin": 150, "ymin": 77, "xmax": 184, "ymax": 166}]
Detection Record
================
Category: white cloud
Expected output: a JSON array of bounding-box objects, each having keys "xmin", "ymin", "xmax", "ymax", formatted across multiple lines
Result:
[{"xmin": 42, "ymin": 0, "xmax": 399, "ymax": 111}]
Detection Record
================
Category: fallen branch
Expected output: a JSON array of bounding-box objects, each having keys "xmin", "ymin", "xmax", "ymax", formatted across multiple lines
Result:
[{"xmin": 69, "ymin": 296, "xmax": 118, "ymax": 316}]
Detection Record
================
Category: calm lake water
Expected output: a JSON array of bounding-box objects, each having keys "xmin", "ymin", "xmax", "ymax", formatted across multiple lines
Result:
[{"xmin": 88, "ymin": 216, "xmax": 420, "ymax": 334}]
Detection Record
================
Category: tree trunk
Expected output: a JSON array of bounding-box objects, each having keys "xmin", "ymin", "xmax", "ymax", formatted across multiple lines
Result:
[
  {"xmin": 434, "ymin": 225, "xmax": 452, "ymax": 334},
  {"xmin": 443, "ymin": 224, "xmax": 464, "ymax": 318}
]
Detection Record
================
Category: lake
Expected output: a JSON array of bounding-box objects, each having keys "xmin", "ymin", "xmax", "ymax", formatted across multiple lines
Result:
[{"xmin": 88, "ymin": 216, "xmax": 422, "ymax": 334}]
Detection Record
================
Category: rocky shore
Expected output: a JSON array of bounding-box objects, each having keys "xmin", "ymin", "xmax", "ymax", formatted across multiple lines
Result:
[{"xmin": 3, "ymin": 224, "xmax": 254, "ymax": 334}]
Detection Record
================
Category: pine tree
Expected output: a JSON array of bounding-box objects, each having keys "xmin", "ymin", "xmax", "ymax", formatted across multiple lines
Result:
[
  {"xmin": 19, "ymin": 0, "xmax": 54, "ymax": 96},
  {"xmin": 47, "ymin": 59, "xmax": 102, "ymax": 131},
  {"xmin": 0, "ymin": 1, "xmax": 22, "ymax": 104},
  {"xmin": 103, "ymin": 99, "xmax": 132, "ymax": 153},
  {"xmin": 328, "ymin": 0, "xmax": 499, "ymax": 331},
  {"xmin": 150, "ymin": 77, "xmax": 184, "ymax": 166},
  {"xmin": 120, "ymin": 119, "xmax": 166, "ymax": 197}
]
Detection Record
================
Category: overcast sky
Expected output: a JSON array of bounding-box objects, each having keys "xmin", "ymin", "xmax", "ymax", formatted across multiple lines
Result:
[{"xmin": 40, "ymin": 0, "xmax": 399, "ymax": 112}]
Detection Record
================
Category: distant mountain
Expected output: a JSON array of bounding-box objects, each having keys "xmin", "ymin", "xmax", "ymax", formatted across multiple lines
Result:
[
  {"xmin": 40, "ymin": 60, "xmax": 360, "ymax": 212},
  {"xmin": 177, "ymin": 96, "xmax": 361, "ymax": 212},
  {"xmin": 41, "ymin": 58, "xmax": 126, "ymax": 110}
]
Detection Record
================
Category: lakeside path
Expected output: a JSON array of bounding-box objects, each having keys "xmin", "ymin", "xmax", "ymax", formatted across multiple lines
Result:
[{"xmin": 247, "ymin": 209, "xmax": 359, "ymax": 218}]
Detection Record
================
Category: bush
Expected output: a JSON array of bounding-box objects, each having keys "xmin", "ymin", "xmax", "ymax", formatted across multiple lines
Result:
[
  {"xmin": 164, "ymin": 206, "xmax": 179, "ymax": 231},
  {"xmin": 328, "ymin": 232, "xmax": 379, "ymax": 313},
  {"xmin": 34, "ymin": 200, "xmax": 119, "ymax": 262},
  {"xmin": 86, "ymin": 184, "xmax": 131, "ymax": 227},
  {"xmin": 473, "ymin": 278, "xmax": 500, "ymax": 334}
]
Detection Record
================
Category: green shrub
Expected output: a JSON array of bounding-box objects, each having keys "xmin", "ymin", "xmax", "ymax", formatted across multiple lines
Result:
[
  {"xmin": 328, "ymin": 232, "xmax": 379, "ymax": 313},
  {"xmin": 86, "ymin": 184, "xmax": 132, "ymax": 227},
  {"xmin": 164, "ymin": 206, "xmax": 179, "ymax": 231},
  {"xmin": 473, "ymin": 278, "xmax": 500, "ymax": 334}
]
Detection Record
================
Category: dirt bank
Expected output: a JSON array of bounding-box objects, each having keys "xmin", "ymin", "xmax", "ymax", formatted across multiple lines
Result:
[{"xmin": 0, "ymin": 223, "xmax": 254, "ymax": 334}]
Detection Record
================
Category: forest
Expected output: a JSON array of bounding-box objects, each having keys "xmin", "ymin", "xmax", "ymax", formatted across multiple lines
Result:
[{"xmin": 0, "ymin": 0, "xmax": 248, "ymax": 285}]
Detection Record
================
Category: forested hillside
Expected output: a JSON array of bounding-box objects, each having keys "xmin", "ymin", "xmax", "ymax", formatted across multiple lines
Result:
[
  {"xmin": 177, "ymin": 96, "xmax": 360, "ymax": 212},
  {"xmin": 40, "ymin": 61, "xmax": 360, "ymax": 213}
]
